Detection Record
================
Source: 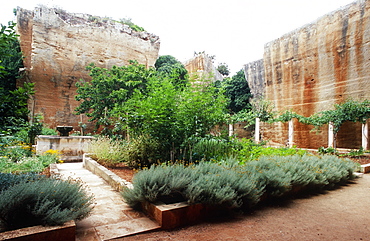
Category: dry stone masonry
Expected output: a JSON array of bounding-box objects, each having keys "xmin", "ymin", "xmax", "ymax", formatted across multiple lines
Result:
[
  {"xmin": 244, "ymin": 0, "xmax": 370, "ymax": 149},
  {"xmin": 16, "ymin": 6, "xmax": 160, "ymax": 131}
]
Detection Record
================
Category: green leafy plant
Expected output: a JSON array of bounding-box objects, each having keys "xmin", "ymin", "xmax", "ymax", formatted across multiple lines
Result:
[
  {"xmin": 0, "ymin": 149, "xmax": 60, "ymax": 174},
  {"xmin": 87, "ymin": 136, "xmax": 126, "ymax": 167},
  {"xmin": 0, "ymin": 177, "xmax": 94, "ymax": 231},
  {"xmin": 346, "ymin": 147, "xmax": 365, "ymax": 157},
  {"xmin": 0, "ymin": 22, "xmax": 36, "ymax": 135},
  {"xmin": 124, "ymin": 134, "xmax": 161, "ymax": 168},
  {"xmin": 318, "ymin": 146, "xmax": 338, "ymax": 155},
  {"xmin": 75, "ymin": 61, "xmax": 156, "ymax": 133},
  {"xmin": 192, "ymin": 137, "xmax": 239, "ymax": 161},
  {"xmin": 119, "ymin": 18, "xmax": 146, "ymax": 32},
  {"xmin": 223, "ymin": 69, "xmax": 252, "ymax": 114}
]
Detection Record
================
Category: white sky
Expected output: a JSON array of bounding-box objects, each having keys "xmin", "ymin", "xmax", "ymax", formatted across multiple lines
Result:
[{"xmin": 0, "ymin": 0, "xmax": 356, "ymax": 75}]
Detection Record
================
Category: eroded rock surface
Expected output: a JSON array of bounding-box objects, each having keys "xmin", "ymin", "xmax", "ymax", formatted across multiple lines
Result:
[
  {"xmin": 17, "ymin": 6, "xmax": 160, "ymax": 131},
  {"xmin": 245, "ymin": 0, "xmax": 370, "ymax": 148}
]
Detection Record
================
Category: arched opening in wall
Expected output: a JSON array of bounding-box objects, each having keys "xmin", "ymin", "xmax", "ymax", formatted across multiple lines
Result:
[{"xmin": 336, "ymin": 121, "xmax": 362, "ymax": 149}]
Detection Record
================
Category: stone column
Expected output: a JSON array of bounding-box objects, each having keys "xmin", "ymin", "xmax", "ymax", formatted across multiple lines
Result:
[
  {"xmin": 328, "ymin": 122, "xmax": 334, "ymax": 148},
  {"xmin": 255, "ymin": 118, "xmax": 260, "ymax": 143},
  {"xmin": 288, "ymin": 119, "xmax": 294, "ymax": 147},
  {"xmin": 228, "ymin": 124, "xmax": 234, "ymax": 137},
  {"xmin": 362, "ymin": 120, "xmax": 368, "ymax": 150}
]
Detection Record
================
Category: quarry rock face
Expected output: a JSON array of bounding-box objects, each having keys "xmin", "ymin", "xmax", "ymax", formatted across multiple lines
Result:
[
  {"xmin": 17, "ymin": 6, "xmax": 160, "ymax": 131},
  {"xmin": 184, "ymin": 53, "xmax": 223, "ymax": 82},
  {"xmin": 244, "ymin": 59, "xmax": 265, "ymax": 99},
  {"xmin": 245, "ymin": 0, "xmax": 370, "ymax": 149}
]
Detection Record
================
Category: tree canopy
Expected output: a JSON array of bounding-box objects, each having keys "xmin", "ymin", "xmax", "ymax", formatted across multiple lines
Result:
[
  {"xmin": 75, "ymin": 60, "xmax": 227, "ymax": 161},
  {"xmin": 0, "ymin": 22, "xmax": 34, "ymax": 134},
  {"xmin": 155, "ymin": 55, "xmax": 188, "ymax": 84}
]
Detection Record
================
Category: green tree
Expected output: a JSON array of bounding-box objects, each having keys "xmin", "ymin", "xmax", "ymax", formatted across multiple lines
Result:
[
  {"xmin": 113, "ymin": 76, "xmax": 227, "ymax": 161},
  {"xmin": 217, "ymin": 63, "xmax": 230, "ymax": 77},
  {"xmin": 224, "ymin": 69, "xmax": 252, "ymax": 114},
  {"xmin": 155, "ymin": 55, "xmax": 179, "ymax": 69},
  {"xmin": 0, "ymin": 22, "xmax": 35, "ymax": 135},
  {"xmin": 155, "ymin": 55, "xmax": 188, "ymax": 85},
  {"xmin": 75, "ymin": 61, "xmax": 156, "ymax": 132}
]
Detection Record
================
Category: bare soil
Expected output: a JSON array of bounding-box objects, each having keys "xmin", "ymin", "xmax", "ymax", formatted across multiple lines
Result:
[
  {"xmin": 106, "ymin": 163, "xmax": 136, "ymax": 182},
  {"xmin": 107, "ymin": 158, "xmax": 370, "ymax": 241}
]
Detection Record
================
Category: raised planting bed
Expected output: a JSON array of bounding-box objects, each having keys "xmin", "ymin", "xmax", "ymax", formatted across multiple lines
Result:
[
  {"xmin": 0, "ymin": 220, "xmax": 75, "ymax": 241},
  {"xmin": 82, "ymin": 157, "xmax": 217, "ymax": 229},
  {"xmin": 83, "ymin": 154, "xmax": 133, "ymax": 191},
  {"xmin": 141, "ymin": 201, "xmax": 215, "ymax": 229}
]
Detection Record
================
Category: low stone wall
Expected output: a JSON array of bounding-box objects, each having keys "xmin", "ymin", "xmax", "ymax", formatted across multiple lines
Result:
[{"xmin": 82, "ymin": 154, "xmax": 133, "ymax": 190}]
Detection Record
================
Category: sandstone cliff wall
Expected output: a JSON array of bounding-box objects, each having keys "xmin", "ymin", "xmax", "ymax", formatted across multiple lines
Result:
[
  {"xmin": 246, "ymin": 0, "xmax": 370, "ymax": 149},
  {"xmin": 244, "ymin": 59, "xmax": 265, "ymax": 99},
  {"xmin": 17, "ymin": 6, "xmax": 160, "ymax": 131},
  {"xmin": 184, "ymin": 53, "xmax": 224, "ymax": 82}
]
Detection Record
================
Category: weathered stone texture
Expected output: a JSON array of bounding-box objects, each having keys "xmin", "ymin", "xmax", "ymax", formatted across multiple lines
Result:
[
  {"xmin": 16, "ymin": 6, "xmax": 160, "ymax": 130},
  {"xmin": 244, "ymin": 59, "xmax": 265, "ymax": 98},
  {"xmin": 184, "ymin": 53, "xmax": 223, "ymax": 82},
  {"xmin": 249, "ymin": 0, "xmax": 370, "ymax": 148}
]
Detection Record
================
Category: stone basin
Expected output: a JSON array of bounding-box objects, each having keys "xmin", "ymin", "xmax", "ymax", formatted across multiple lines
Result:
[{"xmin": 56, "ymin": 126, "xmax": 73, "ymax": 136}]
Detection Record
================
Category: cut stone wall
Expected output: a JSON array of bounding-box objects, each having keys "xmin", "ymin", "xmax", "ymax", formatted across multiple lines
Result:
[
  {"xmin": 16, "ymin": 6, "xmax": 160, "ymax": 131},
  {"xmin": 245, "ymin": 0, "xmax": 370, "ymax": 149},
  {"xmin": 244, "ymin": 59, "xmax": 265, "ymax": 99},
  {"xmin": 184, "ymin": 53, "xmax": 223, "ymax": 82}
]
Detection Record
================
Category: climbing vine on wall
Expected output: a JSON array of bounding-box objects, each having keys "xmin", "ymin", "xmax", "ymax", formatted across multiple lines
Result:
[{"xmin": 274, "ymin": 99, "xmax": 370, "ymax": 143}]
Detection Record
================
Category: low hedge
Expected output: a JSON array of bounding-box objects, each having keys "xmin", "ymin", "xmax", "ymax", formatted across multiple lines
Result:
[
  {"xmin": 122, "ymin": 155, "xmax": 358, "ymax": 210},
  {"xmin": 0, "ymin": 175, "xmax": 94, "ymax": 231}
]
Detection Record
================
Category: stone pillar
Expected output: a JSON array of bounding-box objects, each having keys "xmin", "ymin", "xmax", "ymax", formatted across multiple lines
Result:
[
  {"xmin": 255, "ymin": 118, "xmax": 260, "ymax": 143},
  {"xmin": 362, "ymin": 120, "xmax": 368, "ymax": 150},
  {"xmin": 328, "ymin": 122, "xmax": 334, "ymax": 148},
  {"xmin": 288, "ymin": 119, "xmax": 294, "ymax": 147},
  {"xmin": 228, "ymin": 124, "xmax": 234, "ymax": 137}
]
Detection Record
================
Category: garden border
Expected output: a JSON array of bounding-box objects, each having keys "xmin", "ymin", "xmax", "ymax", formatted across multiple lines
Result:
[
  {"xmin": 0, "ymin": 220, "xmax": 75, "ymax": 241},
  {"xmin": 81, "ymin": 154, "xmax": 368, "ymax": 230},
  {"xmin": 82, "ymin": 155, "xmax": 213, "ymax": 229},
  {"xmin": 82, "ymin": 154, "xmax": 133, "ymax": 190}
]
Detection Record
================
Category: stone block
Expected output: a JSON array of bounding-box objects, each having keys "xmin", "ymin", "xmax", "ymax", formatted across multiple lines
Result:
[
  {"xmin": 141, "ymin": 201, "xmax": 208, "ymax": 229},
  {"xmin": 361, "ymin": 163, "xmax": 370, "ymax": 173}
]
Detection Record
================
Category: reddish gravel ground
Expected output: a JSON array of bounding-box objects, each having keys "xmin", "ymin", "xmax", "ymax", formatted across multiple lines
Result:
[{"xmin": 107, "ymin": 157, "xmax": 370, "ymax": 241}]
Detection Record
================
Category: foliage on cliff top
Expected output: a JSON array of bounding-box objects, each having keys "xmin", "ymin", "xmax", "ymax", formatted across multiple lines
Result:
[{"xmin": 118, "ymin": 18, "xmax": 146, "ymax": 32}]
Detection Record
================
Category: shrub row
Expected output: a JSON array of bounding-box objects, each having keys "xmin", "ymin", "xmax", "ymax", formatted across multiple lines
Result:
[
  {"xmin": 0, "ymin": 175, "xmax": 94, "ymax": 231},
  {"xmin": 122, "ymin": 155, "xmax": 358, "ymax": 210},
  {"xmin": 89, "ymin": 135, "xmax": 309, "ymax": 168}
]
